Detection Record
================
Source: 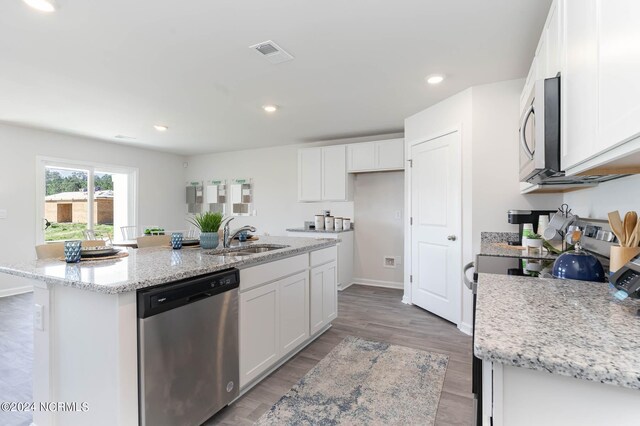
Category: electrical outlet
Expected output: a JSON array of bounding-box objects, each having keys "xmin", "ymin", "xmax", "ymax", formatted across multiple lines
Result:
[
  {"xmin": 383, "ymin": 256, "xmax": 396, "ymax": 268},
  {"xmin": 394, "ymin": 210, "xmax": 402, "ymax": 220},
  {"xmin": 34, "ymin": 304, "xmax": 44, "ymax": 331},
  {"xmin": 395, "ymin": 256, "xmax": 402, "ymax": 266},
  {"xmin": 0, "ymin": 209, "xmax": 6, "ymax": 219}
]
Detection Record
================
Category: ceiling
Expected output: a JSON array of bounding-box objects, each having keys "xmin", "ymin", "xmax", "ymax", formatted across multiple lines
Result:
[{"xmin": 0, "ymin": 0, "xmax": 552, "ymax": 155}]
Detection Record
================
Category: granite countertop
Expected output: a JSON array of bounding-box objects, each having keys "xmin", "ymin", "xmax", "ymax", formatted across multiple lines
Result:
[
  {"xmin": 286, "ymin": 227, "xmax": 353, "ymax": 234},
  {"xmin": 0, "ymin": 236, "xmax": 337, "ymax": 295},
  {"xmin": 479, "ymin": 242, "xmax": 558, "ymax": 260},
  {"xmin": 474, "ymin": 272, "xmax": 640, "ymax": 390}
]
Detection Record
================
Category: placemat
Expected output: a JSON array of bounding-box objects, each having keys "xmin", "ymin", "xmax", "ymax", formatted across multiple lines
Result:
[{"xmin": 59, "ymin": 251, "xmax": 129, "ymax": 262}]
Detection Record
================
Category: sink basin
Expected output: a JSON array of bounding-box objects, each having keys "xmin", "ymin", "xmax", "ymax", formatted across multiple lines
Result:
[
  {"xmin": 207, "ymin": 244, "xmax": 289, "ymax": 259},
  {"xmin": 237, "ymin": 246, "xmax": 284, "ymax": 254},
  {"xmin": 210, "ymin": 251, "xmax": 253, "ymax": 259}
]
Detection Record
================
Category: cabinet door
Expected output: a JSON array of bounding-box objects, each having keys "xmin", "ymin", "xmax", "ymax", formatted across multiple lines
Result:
[
  {"xmin": 561, "ymin": 0, "xmax": 599, "ymax": 172},
  {"xmin": 310, "ymin": 266, "xmax": 325, "ymax": 335},
  {"xmin": 545, "ymin": 0, "xmax": 561, "ymax": 78},
  {"xmin": 321, "ymin": 145, "xmax": 347, "ymax": 201},
  {"xmin": 375, "ymin": 139, "xmax": 404, "ymax": 170},
  {"xmin": 298, "ymin": 148, "xmax": 322, "ymax": 201},
  {"xmin": 347, "ymin": 142, "xmax": 375, "ymax": 172},
  {"xmin": 279, "ymin": 272, "xmax": 309, "ymax": 355},
  {"xmin": 322, "ymin": 261, "xmax": 338, "ymax": 322},
  {"xmin": 597, "ymin": 0, "xmax": 640, "ymax": 151},
  {"xmin": 239, "ymin": 282, "xmax": 279, "ymax": 388}
]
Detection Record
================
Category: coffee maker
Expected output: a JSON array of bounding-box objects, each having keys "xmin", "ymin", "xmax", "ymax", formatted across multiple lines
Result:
[{"xmin": 508, "ymin": 209, "xmax": 557, "ymax": 245}]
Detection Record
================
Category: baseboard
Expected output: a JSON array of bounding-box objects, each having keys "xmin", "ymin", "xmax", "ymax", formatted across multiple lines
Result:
[
  {"xmin": 458, "ymin": 321, "xmax": 472, "ymax": 336},
  {"xmin": 338, "ymin": 281, "xmax": 355, "ymax": 291},
  {"xmin": 351, "ymin": 278, "xmax": 404, "ymax": 290},
  {"xmin": 401, "ymin": 294, "xmax": 411, "ymax": 305},
  {"xmin": 0, "ymin": 285, "xmax": 33, "ymax": 298}
]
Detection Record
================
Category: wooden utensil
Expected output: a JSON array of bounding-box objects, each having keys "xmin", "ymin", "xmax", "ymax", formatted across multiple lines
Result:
[
  {"xmin": 629, "ymin": 219, "xmax": 640, "ymax": 248},
  {"xmin": 624, "ymin": 211, "xmax": 637, "ymax": 248},
  {"xmin": 608, "ymin": 210, "xmax": 626, "ymax": 246}
]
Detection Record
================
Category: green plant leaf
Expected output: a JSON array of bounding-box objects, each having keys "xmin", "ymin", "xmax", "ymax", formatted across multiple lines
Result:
[{"xmin": 187, "ymin": 212, "xmax": 224, "ymax": 233}]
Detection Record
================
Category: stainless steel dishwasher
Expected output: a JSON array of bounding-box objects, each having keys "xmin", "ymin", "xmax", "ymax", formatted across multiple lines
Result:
[{"xmin": 137, "ymin": 268, "xmax": 239, "ymax": 426}]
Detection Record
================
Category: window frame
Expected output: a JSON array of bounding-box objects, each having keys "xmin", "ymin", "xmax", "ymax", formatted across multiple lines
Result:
[{"xmin": 35, "ymin": 156, "xmax": 138, "ymax": 244}]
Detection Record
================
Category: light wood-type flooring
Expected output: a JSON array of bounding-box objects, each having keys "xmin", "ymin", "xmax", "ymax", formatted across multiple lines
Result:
[{"xmin": 205, "ymin": 284, "xmax": 473, "ymax": 425}]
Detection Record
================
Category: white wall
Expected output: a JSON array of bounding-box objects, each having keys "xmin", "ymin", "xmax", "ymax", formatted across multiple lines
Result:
[
  {"xmin": 403, "ymin": 79, "xmax": 563, "ymax": 333},
  {"xmin": 471, "ymin": 80, "xmax": 562, "ymax": 254},
  {"xmin": 563, "ymin": 175, "xmax": 640, "ymax": 219},
  {"xmin": 353, "ymin": 171, "xmax": 404, "ymax": 287},
  {"xmin": 0, "ymin": 123, "xmax": 186, "ymax": 296}
]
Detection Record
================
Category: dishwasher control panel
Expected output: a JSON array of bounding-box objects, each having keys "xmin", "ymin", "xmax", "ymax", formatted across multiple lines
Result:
[{"xmin": 137, "ymin": 268, "xmax": 239, "ymax": 318}]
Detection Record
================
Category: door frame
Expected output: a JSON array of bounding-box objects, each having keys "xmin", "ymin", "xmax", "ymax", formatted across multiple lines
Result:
[{"xmin": 403, "ymin": 126, "xmax": 463, "ymax": 326}]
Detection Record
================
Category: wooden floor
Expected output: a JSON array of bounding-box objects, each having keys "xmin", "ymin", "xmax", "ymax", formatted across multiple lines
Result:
[{"xmin": 206, "ymin": 285, "xmax": 473, "ymax": 425}]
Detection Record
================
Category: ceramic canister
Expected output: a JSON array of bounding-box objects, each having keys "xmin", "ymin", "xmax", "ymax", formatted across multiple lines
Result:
[
  {"xmin": 315, "ymin": 215, "xmax": 325, "ymax": 230},
  {"xmin": 342, "ymin": 218, "xmax": 351, "ymax": 230},
  {"xmin": 334, "ymin": 217, "xmax": 343, "ymax": 230},
  {"xmin": 324, "ymin": 216, "xmax": 335, "ymax": 231}
]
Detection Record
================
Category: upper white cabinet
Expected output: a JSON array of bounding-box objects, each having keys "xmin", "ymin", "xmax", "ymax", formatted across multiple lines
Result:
[
  {"xmin": 561, "ymin": 0, "xmax": 599, "ymax": 171},
  {"xmin": 557, "ymin": 0, "xmax": 640, "ymax": 174},
  {"xmin": 347, "ymin": 138, "xmax": 404, "ymax": 172},
  {"xmin": 597, "ymin": 1, "xmax": 640, "ymax": 153},
  {"xmin": 298, "ymin": 145, "xmax": 347, "ymax": 202}
]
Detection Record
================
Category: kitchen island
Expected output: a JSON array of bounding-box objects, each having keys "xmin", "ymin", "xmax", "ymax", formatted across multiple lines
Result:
[
  {"xmin": 0, "ymin": 236, "xmax": 339, "ymax": 426},
  {"xmin": 475, "ymin": 273, "xmax": 640, "ymax": 425}
]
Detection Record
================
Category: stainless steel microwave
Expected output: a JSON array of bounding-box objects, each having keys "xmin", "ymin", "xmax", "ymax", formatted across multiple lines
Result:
[{"xmin": 519, "ymin": 76, "xmax": 561, "ymax": 183}]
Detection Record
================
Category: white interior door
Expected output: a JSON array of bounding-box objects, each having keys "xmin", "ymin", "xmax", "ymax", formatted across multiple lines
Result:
[{"xmin": 410, "ymin": 131, "xmax": 461, "ymax": 324}]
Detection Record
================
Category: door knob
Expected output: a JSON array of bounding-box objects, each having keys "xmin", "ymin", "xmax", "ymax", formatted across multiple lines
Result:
[{"xmin": 447, "ymin": 235, "xmax": 457, "ymax": 241}]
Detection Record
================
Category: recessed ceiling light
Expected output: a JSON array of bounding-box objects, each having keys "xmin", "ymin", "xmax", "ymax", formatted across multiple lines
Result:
[
  {"xmin": 154, "ymin": 125, "xmax": 168, "ymax": 131},
  {"xmin": 263, "ymin": 105, "xmax": 278, "ymax": 113},
  {"xmin": 426, "ymin": 75, "xmax": 445, "ymax": 85},
  {"xmin": 22, "ymin": 0, "xmax": 56, "ymax": 13}
]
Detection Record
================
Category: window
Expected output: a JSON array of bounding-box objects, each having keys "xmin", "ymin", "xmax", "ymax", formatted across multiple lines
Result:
[{"xmin": 37, "ymin": 158, "xmax": 137, "ymax": 243}]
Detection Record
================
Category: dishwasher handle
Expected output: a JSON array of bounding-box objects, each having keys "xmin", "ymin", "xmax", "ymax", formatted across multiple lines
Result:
[{"xmin": 187, "ymin": 292, "xmax": 213, "ymax": 303}]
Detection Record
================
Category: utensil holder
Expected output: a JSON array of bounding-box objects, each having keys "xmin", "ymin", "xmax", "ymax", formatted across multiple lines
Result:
[{"xmin": 609, "ymin": 246, "xmax": 640, "ymax": 273}]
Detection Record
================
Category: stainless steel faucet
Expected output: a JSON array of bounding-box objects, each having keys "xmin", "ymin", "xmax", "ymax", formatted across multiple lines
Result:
[{"xmin": 222, "ymin": 218, "xmax": 257, "ymax": 248}]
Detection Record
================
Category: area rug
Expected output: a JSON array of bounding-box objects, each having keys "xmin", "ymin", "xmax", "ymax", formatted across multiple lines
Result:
[{"xmin": 256, "ymin": 336, "xmax": 449, "ymax": 426}]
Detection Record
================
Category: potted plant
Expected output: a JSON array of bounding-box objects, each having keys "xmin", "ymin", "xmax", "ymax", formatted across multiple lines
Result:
[{"xmin": 188, "ymin": 212, "xmax": 223, "ymax": 249}]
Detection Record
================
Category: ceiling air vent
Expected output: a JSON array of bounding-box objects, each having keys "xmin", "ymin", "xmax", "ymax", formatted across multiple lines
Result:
[{"xmin": 249, "ymin": 40, "xmax": 294, "ymax": 64}]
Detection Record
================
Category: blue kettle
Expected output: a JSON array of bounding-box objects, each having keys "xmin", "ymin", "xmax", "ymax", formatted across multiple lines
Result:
[{"xmin": 552, "ymin": 243, "xmax": 605, "ymax": 282}]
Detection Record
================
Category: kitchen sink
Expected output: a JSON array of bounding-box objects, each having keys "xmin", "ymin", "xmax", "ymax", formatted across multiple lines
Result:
[
  {"xmin": 236, "ymin": 246, "xmax": 286, "ymax": 254},
  {"xmin": 207, "ymin": 244, "xmax": 289, "ymax": 258}
]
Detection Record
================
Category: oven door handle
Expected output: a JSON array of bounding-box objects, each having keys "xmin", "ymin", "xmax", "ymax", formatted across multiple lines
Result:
[
  {"xmin": 520, "ymin": 104, "xmax": 535, "ymax": 160},
  {"xmin": 463, "ymin": 261, "xmax": 475, "ymax": 291}
]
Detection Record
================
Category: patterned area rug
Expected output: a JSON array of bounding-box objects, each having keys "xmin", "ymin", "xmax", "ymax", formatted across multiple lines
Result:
[{"xmin": 256, "ymin": 336, "xmax": 449, "ymax": 426}]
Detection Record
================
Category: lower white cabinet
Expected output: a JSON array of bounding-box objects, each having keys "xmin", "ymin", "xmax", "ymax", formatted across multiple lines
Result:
[
  {"xmin": 310, "ymin": 261, "xmax": 338, "ymax": 335},
  {"xmin": 239, "ymin": 270, "xmax": 310, "ymax": 388},
  {"xmin": 279, "ymin": 272, "xmax": 310, "ymax": 354},
  {"xmin": 239, "ymin": 281, "xmax": 280, "ymax": 388}
]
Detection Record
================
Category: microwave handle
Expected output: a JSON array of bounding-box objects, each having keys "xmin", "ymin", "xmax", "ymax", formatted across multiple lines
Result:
[{"xmin": 520, "ymin": 104, "xmax": 535, "ymax": 160}]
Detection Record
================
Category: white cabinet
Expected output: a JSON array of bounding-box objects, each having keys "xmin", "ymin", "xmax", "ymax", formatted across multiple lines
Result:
[
  {"xmin": 322, "ymin": 145, "xmax": 347, "ymax": 201},
  {"xmin": 239, "ymin": 281, "xmax": 280, "ymax": 387},
  {"xmin": 279, "ymin": 272, "xmax": 309, "ymax": 354},
  {"xmin": 558, "ymin": 0, "xmax": 640, "ymax": 174},
  {"xmin": 597, "ymin": 0, "xmax": 640, "ymax": 153},
  {"xmin": 561, "ymin": 0, "xmax": 599, "ymax": 171},
  {"xmin": 239, "ymin": 271, "xmax": 310, "ymax": 388},
  {"xmin": 298, "ymin": 146, "xmax": 348, "ymax": 201},
  {"xmin": 347, "ymin": 138, "xmax": 404, "ymax": 172},
  {"xmin": 310, "ymin": 261, "xmax": 337, "ymax": 335},
  {"xmin": 545, "ymin": 0, "xmax": 561, "ymax": 79}
]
